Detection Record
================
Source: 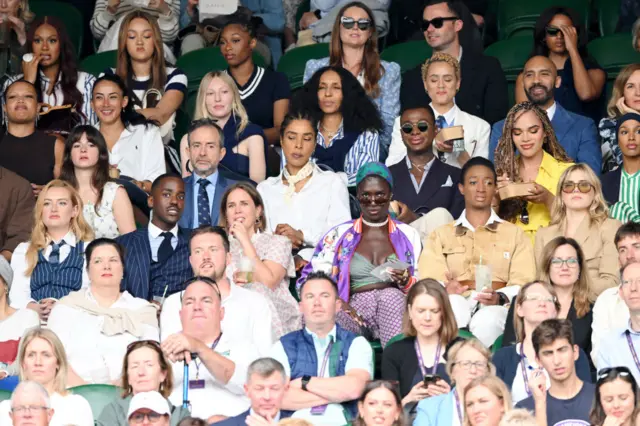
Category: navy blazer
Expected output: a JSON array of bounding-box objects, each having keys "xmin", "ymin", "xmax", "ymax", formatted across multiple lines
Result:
[
  {"xmin": 179, "ymin": 173, "xmax": 238, "ymax": 229},
  {"xmin": 116, "ymin": 227, "xmax": 192, "ymax": 300},
  {"xmin": 488, "ymin": 103, "xmax": 601, "ymax": 174},
  {"xmin": 602, "ymin": 167, "xmax": 640, "ymax": 208},
  {"xmin": 213, "ymin": 410, "xmax": 290, "ymax": 426}
]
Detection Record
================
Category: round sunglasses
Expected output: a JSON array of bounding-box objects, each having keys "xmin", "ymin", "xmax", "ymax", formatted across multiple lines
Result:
[
  {"xmin": 340, "ymin": 16, "xmax": 371, "ymax": 31},
  {"xmin": 561, "ymin": 180, "xmax": 593, "ymax": 194},
  {"xmin": 401, "ymin": 121, "xmax": 430, "ymax": 134}
]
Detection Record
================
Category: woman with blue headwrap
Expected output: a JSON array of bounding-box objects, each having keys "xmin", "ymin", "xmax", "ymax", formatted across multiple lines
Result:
[
  {"xmin": 297, "ymin": 162, "xmax": 422, "ymax": 346},
  {"xmin": 602, "ymin": 112, "xmax": 640, "ymax": 223}
]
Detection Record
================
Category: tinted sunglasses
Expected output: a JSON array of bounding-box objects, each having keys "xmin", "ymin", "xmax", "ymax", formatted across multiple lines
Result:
[
  {"xmin": 546, "ymin": 26, "xmax": 561, "ymax": 36},
  {"xmin": 401, "ymin": 121, "xmax": 430, "ymax": 134},
  {"xmin": 340, "ymin": 16, "xmax": 371, "ymax": 31},
  {"xmin": 421, "ymin": 16, "xmax": 458, "ymax": 31},
  {"xmin": 561, "ymin": 180, "xmax": 593, "ymax": 194}
]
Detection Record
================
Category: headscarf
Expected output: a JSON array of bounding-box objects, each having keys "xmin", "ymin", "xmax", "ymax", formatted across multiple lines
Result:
[
  {"xmin": 355, "ymin": 162, "xmax": 394, "ymax": 188},
  {"xmin": 617, "ymin": 113, "xmax": 640, "ymax": 134}
]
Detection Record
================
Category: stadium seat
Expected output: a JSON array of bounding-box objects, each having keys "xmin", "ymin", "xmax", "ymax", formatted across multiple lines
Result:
[
  {"xmin": 380, "ymin": 40, "xmax": 432, "ymax": 74},
  {"xmin": 491, "ymin": 334, "xmax": 504, "ymax": 353},
  {"xmin": 30, "ymin": 1, "xmax": 84, "ymax": 57},
  {"xmin": 458, "ymin": 329, "xmax": 475, "ymax": 340},
  {"xmin": 80, "ymin": 50, "xmax": 117, "ymax": 77},
  {"xmin": 69, "ymin": 384, "xmax": 121, "ymax": 419},
  {"xmin": 485, "ymin": 36, "xmax": 533, "ymax": 107},
  {"xmin": 588, "ymin": 34, "xmax": 640, "ymax": 101},
  {"xmin": 385, "ymin": 333, "xmax": 405, "ymax": 348},
  {"xmin": 0, "ymin": 389, "xmax": 10, "ymax": 403},
  {"xmin": 597, "ymin": 0, "xmax": 621, "ymax": 36},
  {"xmin": 497, "ymin": 0, "xmax": 589, "ymax": 40},
  {"xmin": 277, "ymin": 43, "xmax": 330, "ymax": 90}
]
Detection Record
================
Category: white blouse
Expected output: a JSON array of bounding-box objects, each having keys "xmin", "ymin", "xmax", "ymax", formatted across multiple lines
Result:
[
  {"xmin": 103, "ymin": 124, "xmax": 166, "ymax": 183},
  {"xmin": 0, "ymin": 392, "xmax": 94, "ymax": 426}
]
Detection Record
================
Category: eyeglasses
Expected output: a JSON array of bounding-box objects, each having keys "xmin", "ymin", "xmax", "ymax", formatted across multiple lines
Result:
[
  {"xmin": 340, "ymin": 16, "xmax": 371, "ymax": 31},
  {"xmin": 522, "ymin": 293, "xmax": 557, "ymax": 304},
  {"xmin": 597, "ymin": 367, "xmax": 633, "ymax": 381},
  {"xmin": 550, "ymin": 257, "xmax": 579, "ymax": 268},
  {"xmin": 421, "ymin": 16, "xmax": 458, "ymax": 31},
  {"xmin": 130, "ymin": 412, "xmax": 165, "ymax": 424},
  {"xmin": 561, "ymin": 180, "xmax": 593, "ymax": 194},
  {"xmin": 401, "ymin": 121, "xmax": 430, "ymax": 134},
  {"xmin": 453, "ymin": 360, "xmax": 488, "ymax": 371},
  {"xmin": 621, "ymin": 278, "xmax": 640, "ymax": 287},
  {"xmin": 545, "ymin": 26, "xmax": 561, "ymax": 36},
  {"xmin": 11, "ymin": 405, "xmax": 49, "ymax": 415}
]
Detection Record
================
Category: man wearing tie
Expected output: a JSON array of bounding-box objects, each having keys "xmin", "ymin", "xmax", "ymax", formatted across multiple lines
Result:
[
  {"xmin": 179, "ymin": 118, "xmax": 239, "ymax": 230},
  {"xmin": 117, "ymin": 174, "xmax": 192, "ymax": 301}
]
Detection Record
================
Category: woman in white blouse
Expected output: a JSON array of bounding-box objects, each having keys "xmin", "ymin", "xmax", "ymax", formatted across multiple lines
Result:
[
  {"xmin": 59, "ymin": 125, "xmax": 136, "ymax": 239},
  {"xmin": 47, "ymin": 238, "xmax": 158, "ymax": 385},
  {"xmin": 92, "ymin": 74, "xmax": 166, "ymax": 193},
  {"xmin": 0, "ymin": 327, "xmax": 94, "ymax": 426},
  {"xmin": 257, "ymin": 112, "xmax": 351, "ymax": 268}
]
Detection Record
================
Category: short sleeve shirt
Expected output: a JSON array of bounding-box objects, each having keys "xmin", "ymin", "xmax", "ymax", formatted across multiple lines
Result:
[{"xmin": 516, "ymin": 382, "xmax": 595, "ymax": 426}]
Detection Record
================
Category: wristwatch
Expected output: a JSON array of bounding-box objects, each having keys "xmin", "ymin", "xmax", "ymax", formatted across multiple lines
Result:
[{"xmin": 301, "ymin": 375, "xmax": 311, "ymax": 391}]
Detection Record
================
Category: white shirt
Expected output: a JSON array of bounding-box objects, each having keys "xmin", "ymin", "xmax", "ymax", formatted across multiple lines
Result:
[
  {"xmin": 104, "ymin": 124, "xmax": 166, "ymax": 182},
  {"xmin": 269, "ymin": 326, "xmax": 374, "ymax": 425},
  {"xmin": 9, "ymin": 232, "xmax": 91, "ymax": 309},
  {"xmin": 546, "ymin": 102, "xmax": 557, "ymax": 121},
  {"xmin": 148, "ymin": 223, "xmax": 179, "ymax": 262},
  {"xmin": 433, "ymin": 104, "xmax": 458, "ymax": 127},
  {"xmin": 168, "ymin": 333, "xmax": 258, "ymax": 419},
  {"xmin": 47, "ymin": 288, "xmax": 159, "ymax": 383},
  {"xmin": 0, "ymin": 309, "xmax": 39, "ymax": 342},
  {"xmin": 591, "ymin": 286, "xmax": 629, "ymax": 363},
  {"xmin": 257, "ymin": 167, "xmax": 352, "ymax": 261},
  {"xmin": 454, "ymin": 209, "xmax": 504, "ymax": 232},
  {"xmin": 0, "ymin": 392, "xmax": 94, "ymax": 426},
  {"xmin": 510, "ymin": 345, "xmax": 550, "ymax": 405},
  {"xmin": 160, "ymin": 282, "xmax": 277, "ymax": 356}
]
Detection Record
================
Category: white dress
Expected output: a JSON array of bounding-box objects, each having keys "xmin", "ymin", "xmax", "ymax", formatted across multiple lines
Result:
[{"xmin": 83, "ymin": 182, "xmax": 121, "ymax": 239}]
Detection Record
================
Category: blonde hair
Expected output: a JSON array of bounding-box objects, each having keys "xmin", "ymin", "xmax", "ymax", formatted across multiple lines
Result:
[
  {"xmin": 194, "ymin": 71, "xmax": 249, "ymax": 140},
  {"xmin": 277, "ymin": 420, "xmax": 314, "ymax": 426},
  {"xmin": 445, "ymin": 339, "xmax": 495, "ymax": 378},
  {"xmin": 421, "ymin": 52, "xmax": 461, "ymax": 82},
  {"xmin": 514, "ymin": 281, "xmax": 561, "ymax": 343},
  {"xmin": 25, "ymin": 180, "xmax": 94, "ymax": 276},
  {"xmin": 463, "ymin": 375, "xmax": 512, "ymax": 426},
  {"xmin": 402, "ymin": 279, "xmax": 458, "ymax": 346},
  {"xmin": 498, "ymin": 409, "xmax": 536, "ymax": 426},
  {"xmin": 607, "ymin": 63, "xmax": 640, "ymax": 117},
  {"xmin": 550, "ymin": 163, "xmax": 609, "ymax": 227},
  {"xmin": 18, "ymin": 328, "xmax": 69, "ymax": 395}
]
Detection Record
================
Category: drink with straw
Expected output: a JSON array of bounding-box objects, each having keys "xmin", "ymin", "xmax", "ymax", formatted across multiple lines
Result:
[{"xmin": 475, "ymin": 256, "xmax": 492, "ymax": 292}]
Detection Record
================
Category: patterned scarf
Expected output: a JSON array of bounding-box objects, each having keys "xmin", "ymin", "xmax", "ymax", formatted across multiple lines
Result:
[{"xmin": 282, "ymin": 161, "xmax": 315, "ymax": 203}]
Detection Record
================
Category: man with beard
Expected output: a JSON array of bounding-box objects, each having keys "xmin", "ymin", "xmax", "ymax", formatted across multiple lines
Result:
[{"xmin": 488, "ymin": 56, "xmax": 601, "ymax": 174}]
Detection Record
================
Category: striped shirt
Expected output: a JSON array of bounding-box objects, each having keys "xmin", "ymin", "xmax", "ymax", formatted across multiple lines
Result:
[
  {"xmin": 103, "ymin": 67, "xmax": 187, "ymax": 106},
  {"xmin": 610, "ymin": 169, "xmax": 640, "ymax": 222},
  {"xmin": 90, "ymin": 0, "xmax": 180, "ymax": 43},
  {"xmin": 3, "ymin": 71, "xmax": 97, "ymax": 125}
]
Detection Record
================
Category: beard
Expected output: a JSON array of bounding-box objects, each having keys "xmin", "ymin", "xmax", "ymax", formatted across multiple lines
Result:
[{"xmin": 525, "ymin": 84, "xmax": 554, "ymax": 106}]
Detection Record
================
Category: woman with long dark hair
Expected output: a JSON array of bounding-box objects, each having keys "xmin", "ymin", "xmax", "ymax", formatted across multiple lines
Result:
[
  {"xmin": 353, "ymin": 381, "xmax": 405, "ymax": 426},
  {"xmin": 515, "ymin": 6, "xmax": 606, "ymax": 122},
  {"xmin": 292, "ymin": 65, "xmax": 382, "ymax": 186},
  {"xmin": 590, "ymin": 367, "xmax": 639, "ymax": 426},
  {"xmin": 3, "ymin": 15, "xmax": 96, "ymax": 130},
  {"xmin": 59, "ymin": 125, "xmax": 136, "ymax": 239},
  {"xmin": 303, "ymin": 1, "xmax": 399, "ymax": 149}
]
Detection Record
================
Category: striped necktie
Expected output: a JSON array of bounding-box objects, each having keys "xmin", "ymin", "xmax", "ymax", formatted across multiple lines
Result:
[{"xmin": 49, "ymin": 241, "xmax": 66, "ymax": 265}]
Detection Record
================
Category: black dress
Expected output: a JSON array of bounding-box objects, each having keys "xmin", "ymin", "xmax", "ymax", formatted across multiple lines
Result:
[{"xmin": 0, "ymin": 130, "xmax": 57, "ymax": 185}]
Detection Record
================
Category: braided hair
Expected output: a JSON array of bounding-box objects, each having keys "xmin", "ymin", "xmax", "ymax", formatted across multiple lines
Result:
[{"xmin": 494, "ymin": 102, "xmax": 571, "ymax": 222}]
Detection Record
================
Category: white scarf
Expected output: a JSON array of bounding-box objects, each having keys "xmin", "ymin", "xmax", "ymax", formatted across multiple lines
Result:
[{"xmin": 282, "ymin": 162, "xmax": 315, "ymax": 203}]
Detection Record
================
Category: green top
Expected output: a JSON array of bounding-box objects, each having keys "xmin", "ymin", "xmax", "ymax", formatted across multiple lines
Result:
[
  {"xmin": 610, "ymin": 168, "xmax": 640, "ymax": 223},
  {"xmin": 96, "ymin": 394, "xmax": 191, "ymax": 426},
  {"xmin": 349, "ymin": 253, "xmax": 397, "ymax": 289}
]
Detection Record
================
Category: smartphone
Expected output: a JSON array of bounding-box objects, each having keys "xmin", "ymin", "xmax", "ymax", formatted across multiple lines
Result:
[{"xmin": 423, "ymin": 374, "xmax": 442, "ymax": 386}]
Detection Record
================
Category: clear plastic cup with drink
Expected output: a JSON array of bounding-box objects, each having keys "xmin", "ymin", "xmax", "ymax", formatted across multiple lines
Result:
[
  {"xmin": 234, "ymin": 256, "xmax": 254, "ymax": 284},
  {"xmin": 475, "ymin": 261, "xmax": 492, "ymax": 292}
]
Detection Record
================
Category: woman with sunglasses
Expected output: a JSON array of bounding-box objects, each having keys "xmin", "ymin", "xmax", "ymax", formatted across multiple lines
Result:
[
  {"xmin": 492, "ymin": 281, "xmax": 591, "ymax": 405},
  {"xmin": 535, "ymin": 164, "xmax": 621, "ymax": 297},
  {"xmin": 414, "ymin": 339, "xmax": 493, "ymax": 426},
  {"xmin": 353, "ymin": 380, "xmax": 405, "ymax": 426},
  {"xmin": 303, "ymin": 1, "xmax": 400, "ymax": 150},
  {"xmin": 515, "ymin": 6, "xmax": 606, "ymax": 123},
  {"xmin": 494, "ymin": 102, "xmax": 574, "ymax": 244},
  {"xmin": 298, "ymin": 162, "xmax": 422, "ymax": 346},
  {"xmin": 590, "ymin": 367, "xmax": 639, "ymax": 426},
  {"xmin": 47, "ymin": 238, "xmax": 159, "ymax": 385},
  {"xmin": 96, "ymin": 340, "xmax": 190, "ymax": 426}
]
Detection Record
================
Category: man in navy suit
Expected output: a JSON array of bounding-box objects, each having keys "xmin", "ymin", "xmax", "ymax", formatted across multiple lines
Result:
[
  {"xmin": 179, "ymin": 118, "xmax": 238, "ymax": 229},
  {"xmin": 215, "ymin": 358, "xmax": 289, "ymax": 426},
  {"xmin": 488, "ymin": 56, "xmax": 601, "ymax": 174},
  {"xmin": 117, "ymin": 174, "xmax": 192, "ymax": 301}
]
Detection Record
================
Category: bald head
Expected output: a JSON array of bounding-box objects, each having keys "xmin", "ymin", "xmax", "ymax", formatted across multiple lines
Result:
[{"xmin": 522, "ymin": 55, "xmax": 560, "ymax": 108}]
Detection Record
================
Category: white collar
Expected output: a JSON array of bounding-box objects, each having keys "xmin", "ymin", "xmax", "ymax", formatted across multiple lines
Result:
[
  {"xmin": 457, "ymin": 46, "xmax": 463, "ymax": 62},
  {"xmin": 454, "ymin": 209, "xmax": 503, "ymax": 232},
  {"xmin": 546, "ymin": 102, "xmax": 557, "ymax": 121},
  {"xmin": 430, "ymin": 102, "xmax": 458, "ymax": 125},
  {"xmin": 49, "ymin": 231, "xmax": 78, "ymax": 248},
  {"xmin": 148, "ymin": 222, "xmax": 179, "ymax": 239},
  {"xmin": 305, "ymin": 325, "xmax": 337, "ymax": 345}
]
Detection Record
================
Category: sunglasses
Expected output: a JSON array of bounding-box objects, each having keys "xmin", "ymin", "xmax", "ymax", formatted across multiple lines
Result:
[
  {"xmin": 127, "ymin": 339, "xmax": 162, "ymax": 352},
  {"xmin": 561, "ymin": 180, "xmax": 593, "ymax": 194},
  {"xmin": 421, "ymin": 16, "xmax": 458, "ymax": 31},
  {"xmin": 597, "ymin": 367, "xmax": 632, "ymax": 381},
  {"xmin": 340, "ymin": 16, "xmax": 371, "ymax": 31},
  {"xmin": 546, "ymin": 26, "xmax": 561, "ymax": 36},
  {"xmin": 401, "ymin": 121, "xmax": 430, "ymax": 134}
]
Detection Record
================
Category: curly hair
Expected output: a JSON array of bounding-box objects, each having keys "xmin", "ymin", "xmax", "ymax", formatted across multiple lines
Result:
[
  {"xmin": 494, "ymin": 102, "xmax": 571, "ymax": 222},
  {"xmin": 421, "ymin": 52, "xmax": 461, "ymax": 82},
  {"xmin": 532, "ymin": 6, "xmax": 589, "ymax": 59},
  {"xmin": 290, "ymin": 65, "xmax": 382, "ymax": 134}
]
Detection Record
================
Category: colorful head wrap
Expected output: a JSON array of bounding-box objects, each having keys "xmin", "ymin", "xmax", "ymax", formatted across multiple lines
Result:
[{"xmin": 355, "ymin": 162, "xmax": 394, "ymax": 189}]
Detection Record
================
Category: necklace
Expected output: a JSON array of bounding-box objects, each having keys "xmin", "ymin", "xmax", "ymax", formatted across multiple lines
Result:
[
  {"xmin": 320, "ymin": 122, "xmax": 339, "ymax": 140},
  {"xmin": 362, "ymin": 217, "xmax": 389, "ymax": 227},
  {"xmin": 410, "ymin": 161, "xmax": 428, "ymax": 172}
]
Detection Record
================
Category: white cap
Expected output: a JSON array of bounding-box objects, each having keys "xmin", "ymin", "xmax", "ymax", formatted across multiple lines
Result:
[{"xmin": 127, "ymin": 391, "xmax": 171, "ymax": 419}]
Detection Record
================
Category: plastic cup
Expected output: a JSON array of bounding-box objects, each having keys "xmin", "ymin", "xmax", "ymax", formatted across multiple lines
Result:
[{"xmin": 475, "ymin": 264, "xmax": 492, "ymax": 292}]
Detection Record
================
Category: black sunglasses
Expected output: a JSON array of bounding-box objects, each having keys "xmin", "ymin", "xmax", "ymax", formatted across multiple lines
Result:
[
  {"xmin": 340, "ymin": 16, "xmax": 371, "ymax": 31},
  {"xmin": 597, "ymin": 367, "xmax": 633, "ymax": 381},
  {"xmin": 421, "ymin": 16, "xmax": 458, "ymax": 31},
  {"xmin": 546, "ymin": 26, "xmax": 561, "ymax": 36},
  {"xmin": 401, "ymin": 121, "xmax": 430, "ymax": 134}
]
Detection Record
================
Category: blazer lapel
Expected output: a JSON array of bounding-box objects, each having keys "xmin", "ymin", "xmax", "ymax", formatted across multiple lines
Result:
[
  {"xmin": 139, "ymin": 228, "xmax": 152, "ymax": 278},
  {"xmin": 211, "ymin": 174, "xmax": 228, "ymax": 226},
  {"xmin": 551, "ymin": 104, "xmax": 572, "ymax": 144},
  {"xmin": 419, "ymin": 160, "xmax": 448, "ymax": 202},
  {"xmin": 571, "ymin": 215, "xmax": 592, "ymax": 248},
  {"xmin": 181, "ymin": 175, "xmax": 195, "ymax": 229}
]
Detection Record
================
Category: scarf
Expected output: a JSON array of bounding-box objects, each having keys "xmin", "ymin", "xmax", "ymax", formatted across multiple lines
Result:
[{"xmin": 282, "ymin": 162, "xmax": 315, "ymax": 203}]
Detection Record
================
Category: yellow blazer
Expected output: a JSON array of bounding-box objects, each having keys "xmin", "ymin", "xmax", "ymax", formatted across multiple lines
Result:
[{"xmin": 534, "ymin": 217, "xmax": 622, "ymax": 299}]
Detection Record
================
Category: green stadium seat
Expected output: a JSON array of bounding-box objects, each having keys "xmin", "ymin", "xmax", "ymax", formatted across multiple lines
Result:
[
  {"xmin": 80, "ymin": 50, "xmax": 117, "ymax": 77},
  {"xmin": 458, "ymin": 329, "xmax": 475, "ymax": 340},
  {"xmin": 380, "ymin": 40, "xmax": 432, "ymax": 74},
  {"xmin": 484, "ymin": 36, "xmax": 533, "ymax": 107},
  {"xmin": 385, "ymin": 333, "xmax": 405, "ymax": 348},
  {"xmin": 277, "ymin": 43, "xmax": 329, "ymax": 90},
  {"xmin": 497, "ymin": 0, "xmax": 589, "ymax": 40},
  {"xmin": 30, "ymin": 1, "xmax": 84, "ymax": 57},
  {"xmin": 0, "ymin": 389, "xmax": 10, "ymax": 403},
  {"xmin": 491, "ymin": 334, "xmax": 504, "ymax": 353},
  {"xmin": 69, "ymin": 384, "xmax": 121, "ymax": 419},
  {"xmin": 588, "ymin": 34, "xmax": 640, "ymax": 101},
  {"xmin": 598, "ymin": 0, "xmax": 621, "ymax": 36}
]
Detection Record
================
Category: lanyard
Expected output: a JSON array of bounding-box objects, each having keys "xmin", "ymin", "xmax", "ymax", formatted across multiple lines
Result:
[
  {"xmin": 414, "ymin": 339, "xmax": 441, "ymax": 376},
  {"xmin": 194, "ymin": 333, "xmax": 223, "ymax": 380},
  {"xmin": 453, "ymin": 390, "xmax": 463, "ymax": 425},
  {"xmin": 319, "ymin": 340, "xmax": 334, "ymax": 377},
  {"xmin": 519, "ymin": 343, "xmax": 531, "ymax": 396},
  {"xmin": 626, "ymin": 330, "xmax": 640, "ymax": 375}
]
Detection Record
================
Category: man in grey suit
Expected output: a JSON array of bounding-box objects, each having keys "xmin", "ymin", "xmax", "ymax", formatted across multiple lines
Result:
[{"xmin": 179, "ymin": 118, "xmax": 238, "ymax": 229}]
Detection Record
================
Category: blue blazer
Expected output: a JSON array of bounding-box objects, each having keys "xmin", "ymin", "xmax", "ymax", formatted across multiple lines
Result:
[
  {"xmin": 488, "ymin": 103, "xmax": 601, "ymax": 174},
  {"xmin": 414, "ymin": 390, "xmax": 457, "ymax": 426},
  {"xmin": 179, "ymin": 173, "xmax": 238, "ymax": 229},
  {"xmin": 213, "ymin": 410, "xmax": 290, "ymax": 426}
]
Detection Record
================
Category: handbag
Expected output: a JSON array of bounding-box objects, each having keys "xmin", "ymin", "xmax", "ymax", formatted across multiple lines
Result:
[{"xmin": 38, "ymin": 103, "xmax": 82, "ymax": 136}]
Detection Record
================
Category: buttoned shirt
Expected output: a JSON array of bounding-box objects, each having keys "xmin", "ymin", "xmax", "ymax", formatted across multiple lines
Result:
[
  {"xmin": 405, "ymin": 155, "xmax": 435, "ymax": 193},
  {"xmin": 546, "ymin": 102, "xmax": 557, "ymax": 121},
  {"xmin": 148, "ymin": 223, "xmax": 179, "ymax": 262},
  {"xmin": 192, "ymin": 170, "xmax": 219, "ymax": 225},
  {"xmin": 432, "ymin": 104, "xmax": 457, "ymax": 128},
  {"xmin": 596, "ymin": 321, "xmax": 640, "ymax": 384}
]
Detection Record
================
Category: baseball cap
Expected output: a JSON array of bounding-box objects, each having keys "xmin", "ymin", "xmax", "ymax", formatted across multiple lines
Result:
[{"xmin": 127, "ymin": 391, "xmax": 171, "ymax": 419}]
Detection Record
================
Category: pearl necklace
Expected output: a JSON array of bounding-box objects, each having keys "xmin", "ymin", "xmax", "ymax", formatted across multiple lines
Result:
[{"xmin": 362, "ymin": 217, "xmax": 389, "ymax": 227}]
